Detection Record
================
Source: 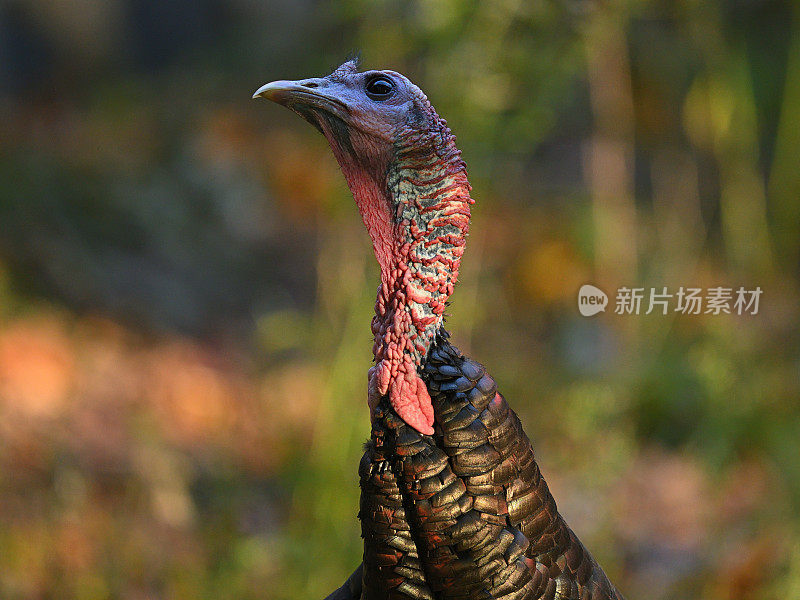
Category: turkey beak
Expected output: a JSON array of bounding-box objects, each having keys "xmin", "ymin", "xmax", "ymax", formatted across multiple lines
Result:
[
  {"xmin": 252, "ymin": 80, "xmax": 302, "ymax": 102},
  {"xmin": 252, "ymin": 79, "xmax": 350, "ymax": 119}
]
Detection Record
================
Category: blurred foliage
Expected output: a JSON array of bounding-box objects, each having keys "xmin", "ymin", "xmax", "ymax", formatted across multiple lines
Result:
[{"xmin": 0, "ymin": 0, "xmax": 799, "ymax": 599}]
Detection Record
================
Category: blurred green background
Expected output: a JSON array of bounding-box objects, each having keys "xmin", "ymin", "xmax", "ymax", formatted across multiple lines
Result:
[{"xmin": 1, "ymin": 1, "xmax": 799, "ymax": 598}]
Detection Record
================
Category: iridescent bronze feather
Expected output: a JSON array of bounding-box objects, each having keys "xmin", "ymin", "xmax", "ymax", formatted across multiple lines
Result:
[{"xmin": 336, "ymin": 332, "xmax": 624, "ymax": 600}]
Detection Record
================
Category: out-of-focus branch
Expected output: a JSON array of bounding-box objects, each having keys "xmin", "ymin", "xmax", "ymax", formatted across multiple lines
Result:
[
  {"xmin": 684, "ymin": 3, "xmax": 775, "ymax": 279},
  {"xmin": 769, "ymin": 15, "xmax": 800, "ymax": 272},
  {"xmin": 583, "ymin": 8, "xmax": 638, "ymax": 292}
]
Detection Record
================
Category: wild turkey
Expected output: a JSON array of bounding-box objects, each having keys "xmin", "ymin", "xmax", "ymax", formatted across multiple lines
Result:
[{"xmin": 254, "ymin": 59, "xmax": 625, "ymax": 600}]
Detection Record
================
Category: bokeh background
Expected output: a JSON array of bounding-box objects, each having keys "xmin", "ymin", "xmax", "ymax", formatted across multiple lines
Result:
[{"xmin": 1, "ymin": 1, "xmax": 799, "ymax": 598}]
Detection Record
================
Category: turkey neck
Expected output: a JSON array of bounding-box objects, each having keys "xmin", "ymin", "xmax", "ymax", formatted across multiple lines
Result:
[
  {"xmin": 373, "ymin": 146, "xmax": 472, "ymax": 367},
  {"xmin": 345, "ymin": 132, "xmax": 473, "ymax": 434}
]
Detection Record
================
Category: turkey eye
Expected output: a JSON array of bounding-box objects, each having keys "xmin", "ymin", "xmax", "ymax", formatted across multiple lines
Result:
[{"xmin": 366, "ymin": 76, "xmax": 394, "ymax": 100}]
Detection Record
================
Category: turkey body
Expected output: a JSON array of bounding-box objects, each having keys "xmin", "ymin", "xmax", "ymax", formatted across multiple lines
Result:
[
  {"xmin": 328, "ymin": 333, "xmax": 624, "ymax": 600},
  {"xmin": 253, "ymin": 60, "xmax": 625, "ymax": 600}
]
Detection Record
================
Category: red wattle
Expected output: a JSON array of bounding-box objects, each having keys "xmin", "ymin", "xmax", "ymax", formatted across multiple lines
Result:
[{"xmin": 371, "ymin": 357, "xmax": 434, "ymax": 435}]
